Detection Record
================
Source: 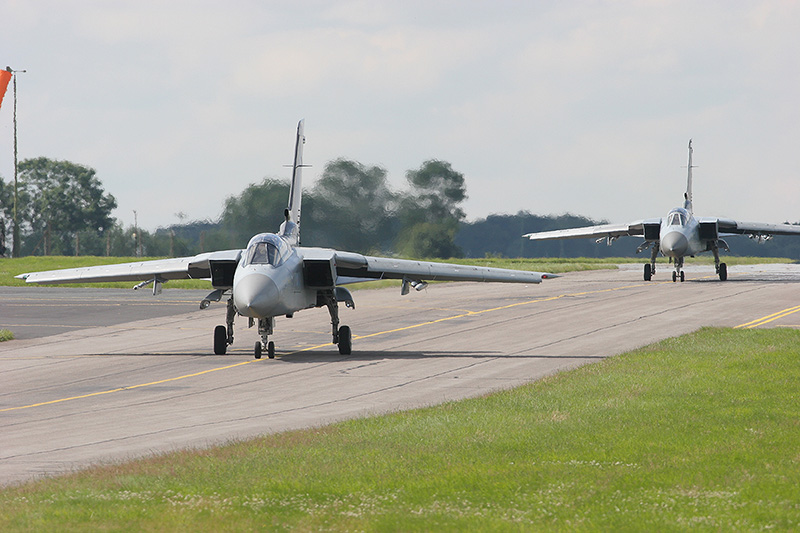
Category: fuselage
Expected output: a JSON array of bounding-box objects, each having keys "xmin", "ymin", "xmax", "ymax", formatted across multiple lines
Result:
[
  {"xmin": 232, "ymin": 233, "xmax": 316, "ymax": 319},
  {"xmin": 658, "ymin": 207, "xmax": 704, "ymax": 259}
]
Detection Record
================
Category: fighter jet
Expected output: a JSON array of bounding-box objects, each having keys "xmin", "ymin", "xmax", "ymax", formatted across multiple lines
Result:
[
  {"xmin": 18, "ymin": 120, "xmax": 556, "ymax": 358},
  {"xmin": 523, "ymin": 140, "xmax": 800, "ymax": 282}
]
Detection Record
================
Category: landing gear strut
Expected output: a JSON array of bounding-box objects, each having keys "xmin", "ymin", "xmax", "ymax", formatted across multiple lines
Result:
[
  {"xmin": 322, "ymin": 290, "xmax": 352, "ymax": 355},
  {"xmin": 671, "ymin": 257, "xmax": 685, "ymax": 282},
  {"xmin": 643, "ymin": 245, "xmax": 658, "ymax": 281},
  {"xmin": 712, "ymin": 244, "xmax": 728, "ymax": 281},
  {"xmin": 213, "ymin": 297, "xmax": 236, "ymax": 355},
  {"xmin": 254, "ymin": 317, "xmax": 275, "ymax": 359}
]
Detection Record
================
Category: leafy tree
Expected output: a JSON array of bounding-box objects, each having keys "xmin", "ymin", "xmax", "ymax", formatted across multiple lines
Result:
[
  {"xmin": 0, "ymin": 176, "xmax": 13, "ymax": 256},
  {"xmin": 396, "ymin": 220, "xmax": 462, "ymax": 258},
  {"xmin": 397, "ymin": 160, "xmax": 467, "ymax": 257},
  {"xmin": 453, "ymin": 211, "xmax": 640, "ymax": 259},
  {"xmin": 17, "ymin": 158, "xmax": 117, "ymax": 255},
  {"xmin": 217, "ymin": 178, "xmax": 292, "ymax": 248},
  {"xmin": 400, "ymin": 159, "xmax": 467, "ymax": 225},
  {"xmin": 307, "ymin": 159, "xmax": 398, "ymax": 253}
]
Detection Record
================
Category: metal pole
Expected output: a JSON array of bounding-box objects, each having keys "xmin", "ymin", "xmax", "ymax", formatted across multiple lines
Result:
[{"xmin": 7, "ymin": 66, "xmax": 26, "ymax": 258}]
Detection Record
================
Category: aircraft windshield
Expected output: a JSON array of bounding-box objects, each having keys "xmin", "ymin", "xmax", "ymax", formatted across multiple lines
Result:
[
  {"xmin": 244, "ymin": 234, "xmax": 290, "ymax": 267},
  {"xmin": 668, "ymin": 212, "xmax": 687, "ymax": 226}
]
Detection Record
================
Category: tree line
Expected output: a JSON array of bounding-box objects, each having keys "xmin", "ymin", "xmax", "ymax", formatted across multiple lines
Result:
[
  {"xmin": 2, "ymin": 156, "xmax": 799, "ymax": 260},
  {"xmin": 0, "ymin": 157, "xmax": 468, "ymax": 258}
]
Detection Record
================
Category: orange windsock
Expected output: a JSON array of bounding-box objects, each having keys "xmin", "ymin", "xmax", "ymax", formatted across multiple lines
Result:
[{"xmin": 0, "ymin": 69, "xmax": 11, "ymax": 110}]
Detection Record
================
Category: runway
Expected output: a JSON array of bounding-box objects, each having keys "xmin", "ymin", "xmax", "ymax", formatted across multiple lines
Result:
[{"xmin": 2, "ymin": 264, "xmax": 800, "ymax": 486}]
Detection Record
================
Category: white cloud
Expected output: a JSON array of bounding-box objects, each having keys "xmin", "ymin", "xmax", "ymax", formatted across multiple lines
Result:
[{"xmin": 1, "ymin": 0, "xmax": 799, "ymax": 231}]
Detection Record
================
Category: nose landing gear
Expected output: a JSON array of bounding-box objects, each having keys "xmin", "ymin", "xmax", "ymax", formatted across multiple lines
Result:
[
  {"xmin": 254, "ymin": 340, "xmax": 275, "ymax": 359},
  {"xmin": 254, "ymin": 317, "xmax": 276, "ymax": 359}
]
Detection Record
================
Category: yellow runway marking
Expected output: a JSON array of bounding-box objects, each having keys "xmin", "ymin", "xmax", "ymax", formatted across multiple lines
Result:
[
  {"xmin": 734, "ymin": 305, "xmax": 800, "ymax": 329},
  {"xmin": 5, "ymin": 280, "xmax": 655, "ymax": 413},
  {"xmin": 1, "ymin": 360, "xmax": 252, "ymax": 412}
]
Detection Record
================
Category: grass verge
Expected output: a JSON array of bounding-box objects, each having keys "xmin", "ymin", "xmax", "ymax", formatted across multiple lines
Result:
[
  {"xmin": 0, "ymin": 329, "xmax": 13, "ymax": 342},
  {"xmin": 2, "ymin": 327, "xmax": 799, "ymax": 530}
]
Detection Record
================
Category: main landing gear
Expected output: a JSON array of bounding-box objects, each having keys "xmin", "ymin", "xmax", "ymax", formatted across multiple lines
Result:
[
  {"xmin": 712, "ymin": 244, "xmax": 728, "ymax": 281},
  {"xmin": 643, "ymin": 245, "xmax": 659, "ymax": 281},
  {"xmin": 323, "ymin": 289, "xmax": 352, "ymax": 355},
  {"xmin": 211, "ymin": 291, "xmax": 355, "ymax": 358},
  {"xmin": 213, "ymin": 297, "xmax": 237, "ymax": 355},
  {"xmin": 717, "ymin": 262, "xmax": 727, "ymax": 281}
]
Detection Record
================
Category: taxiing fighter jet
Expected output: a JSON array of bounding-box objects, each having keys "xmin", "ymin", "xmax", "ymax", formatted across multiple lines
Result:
[
  {"xmin": 523, "ymin": 140, "xmax": 800, "ymax": 282},
  {"xmin": 18, "ymin": 121, "xmax": 556, "ymax": 358}
]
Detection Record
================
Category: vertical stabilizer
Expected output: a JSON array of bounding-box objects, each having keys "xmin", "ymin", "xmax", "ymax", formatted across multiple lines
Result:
[
  {"xmin": 684, "ymin": 139, "xmax": 694, "ymax": 213},
  {"xmin": 280, "ymin": 120, "xmax": 305, "ymax": 245}
]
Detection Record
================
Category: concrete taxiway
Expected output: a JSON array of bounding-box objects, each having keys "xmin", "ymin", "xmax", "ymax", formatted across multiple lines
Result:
[{"xmin": 2, "ymin": 264, "xmax": 799, "ymax": 486}]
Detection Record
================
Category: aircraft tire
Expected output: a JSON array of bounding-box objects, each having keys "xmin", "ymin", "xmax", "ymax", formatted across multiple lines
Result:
[
  {"xmin": 719, "ymin": 262, "xmax": 727, "ymax": 281},
  {"xmin": 268, "ymin": 341, "xmax": 275, "ymax": 359},
  {"xmin": 254, "ymin": 342, "xmax": 262, "ymax": 359},
  {"xmin": 680, "ymin": 271, "xmax": 685, "ymax": 282},
  {"xmin": 672, "ymin": 271, "xmax": 677, "ymax": 282},
  {"xmin": 214, "ymin": 325, "xmax": 227, "ymax": 355},
  {"xmin": 338, "ymin": 325, "xmax": 352, "ymax": 355},
  {"xmin": 644, "ymin": 263, "xmax": 652, "ymax": 281}
]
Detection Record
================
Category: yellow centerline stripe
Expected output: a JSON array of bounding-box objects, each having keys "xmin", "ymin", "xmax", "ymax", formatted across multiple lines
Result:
[
  {"xmin": 5, "ymin": 279, "xmax": 657, "ymax": 413},
  {"xmin": 734, "ymin": 304, "xmax": 800, "ymax": 329},
  {"xmin": 0, "ymin": 360, "xmax": 254, "ymax": 412}
]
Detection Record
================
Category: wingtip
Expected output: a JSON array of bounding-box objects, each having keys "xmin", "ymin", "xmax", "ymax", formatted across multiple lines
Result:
[
  {"xmin": 541, "ymin": 273, "xmax": 560, "ymax": 280},
  {"xmin": 14, "ymin": 273, "xmax": 29, "ymax": 281}
]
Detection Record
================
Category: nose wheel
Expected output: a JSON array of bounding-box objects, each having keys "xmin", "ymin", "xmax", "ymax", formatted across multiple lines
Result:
[
  {"xmin": 671, "ymin": 257, "xmax": 685, "ymax": 282},
  {"xmin": 254, "ymin": 317, "xmax": 276, "ymax": 359},
  {"xmin": 255, "ymin": 340, "xmax": 275, "ymax": 359}
]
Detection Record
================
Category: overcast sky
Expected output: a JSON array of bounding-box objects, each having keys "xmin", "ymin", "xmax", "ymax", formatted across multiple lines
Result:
[{"xmin": 2, "ymin": 1, "xmax": 799, "ymax": 232}]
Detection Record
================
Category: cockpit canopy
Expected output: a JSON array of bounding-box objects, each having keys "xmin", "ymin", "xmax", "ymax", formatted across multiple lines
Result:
[
  {"xmin": 667, "ymin": 208, "xmax": 689, "ymax": 227},
  {"xmin": 243, "ymin": 233, "xmax": 291, "ymax": 267}
]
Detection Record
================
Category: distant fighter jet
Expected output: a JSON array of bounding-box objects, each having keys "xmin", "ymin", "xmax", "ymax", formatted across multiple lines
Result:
[
  {"xmin": 523, "ymin": 140, "xmax": 800, "ymax": 282},
  {"xmin": 18, "ymin": 121, "xmax": 556, "ymax": 358}
]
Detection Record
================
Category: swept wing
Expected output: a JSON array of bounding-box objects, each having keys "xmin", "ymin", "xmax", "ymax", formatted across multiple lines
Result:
[
  {"xmin": 298, "ymin": 248, "xmax": 551, "ymax": 284},
  {"xmin": 17, "ymin": 247, "xmax": 552, "ymax": 287},
  {"xmin": 712, "ymin": 218, "xmax": 800, "ymax": 237},
  {"xmin": 16, "ymin": 250, "xmax": 242, "ymax": 285},
  {"xmin": 523, "ymin": 221, "xmax": 649, "ymax": 241}
]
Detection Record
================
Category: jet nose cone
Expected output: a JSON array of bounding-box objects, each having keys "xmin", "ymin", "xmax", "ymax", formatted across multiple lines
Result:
[
  {"xmin": 661, "ymin": 231, "xmax": 688, "ymax": 257},
  {"xmin": 233, "ymin": 274, "xmax": 279, "ymax": 318}
]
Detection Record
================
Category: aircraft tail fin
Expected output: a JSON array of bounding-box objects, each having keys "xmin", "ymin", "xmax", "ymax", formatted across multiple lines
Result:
[
  {"xmin": 684, "ymin": 139, "xmax": 694, "ymax": 213},
  {"xmin": 280, "ymin": 119, "xmax": 306, "ymax": 245}
]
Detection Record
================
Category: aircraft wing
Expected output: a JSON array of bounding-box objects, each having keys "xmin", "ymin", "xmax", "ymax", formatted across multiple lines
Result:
[
  {"xmin": 299, "ymin": 248, "xmax": 556, "ymax": 284},
  {"xmin": 523, "ymin": 221, "xmax": 647, "ymax": 241},
  {"xmin": 16, "ymin": 250, "xmax": 243, "ymax": 285},
  {"xmin": 712, "ymin": 218, "xmax": 800, "ymax": 237}
]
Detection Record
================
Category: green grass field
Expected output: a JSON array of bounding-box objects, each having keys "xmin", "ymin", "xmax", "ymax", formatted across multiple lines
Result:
[{"xmin": 2, "ymin": 327, "xmax": 799, "ymax": 531}]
